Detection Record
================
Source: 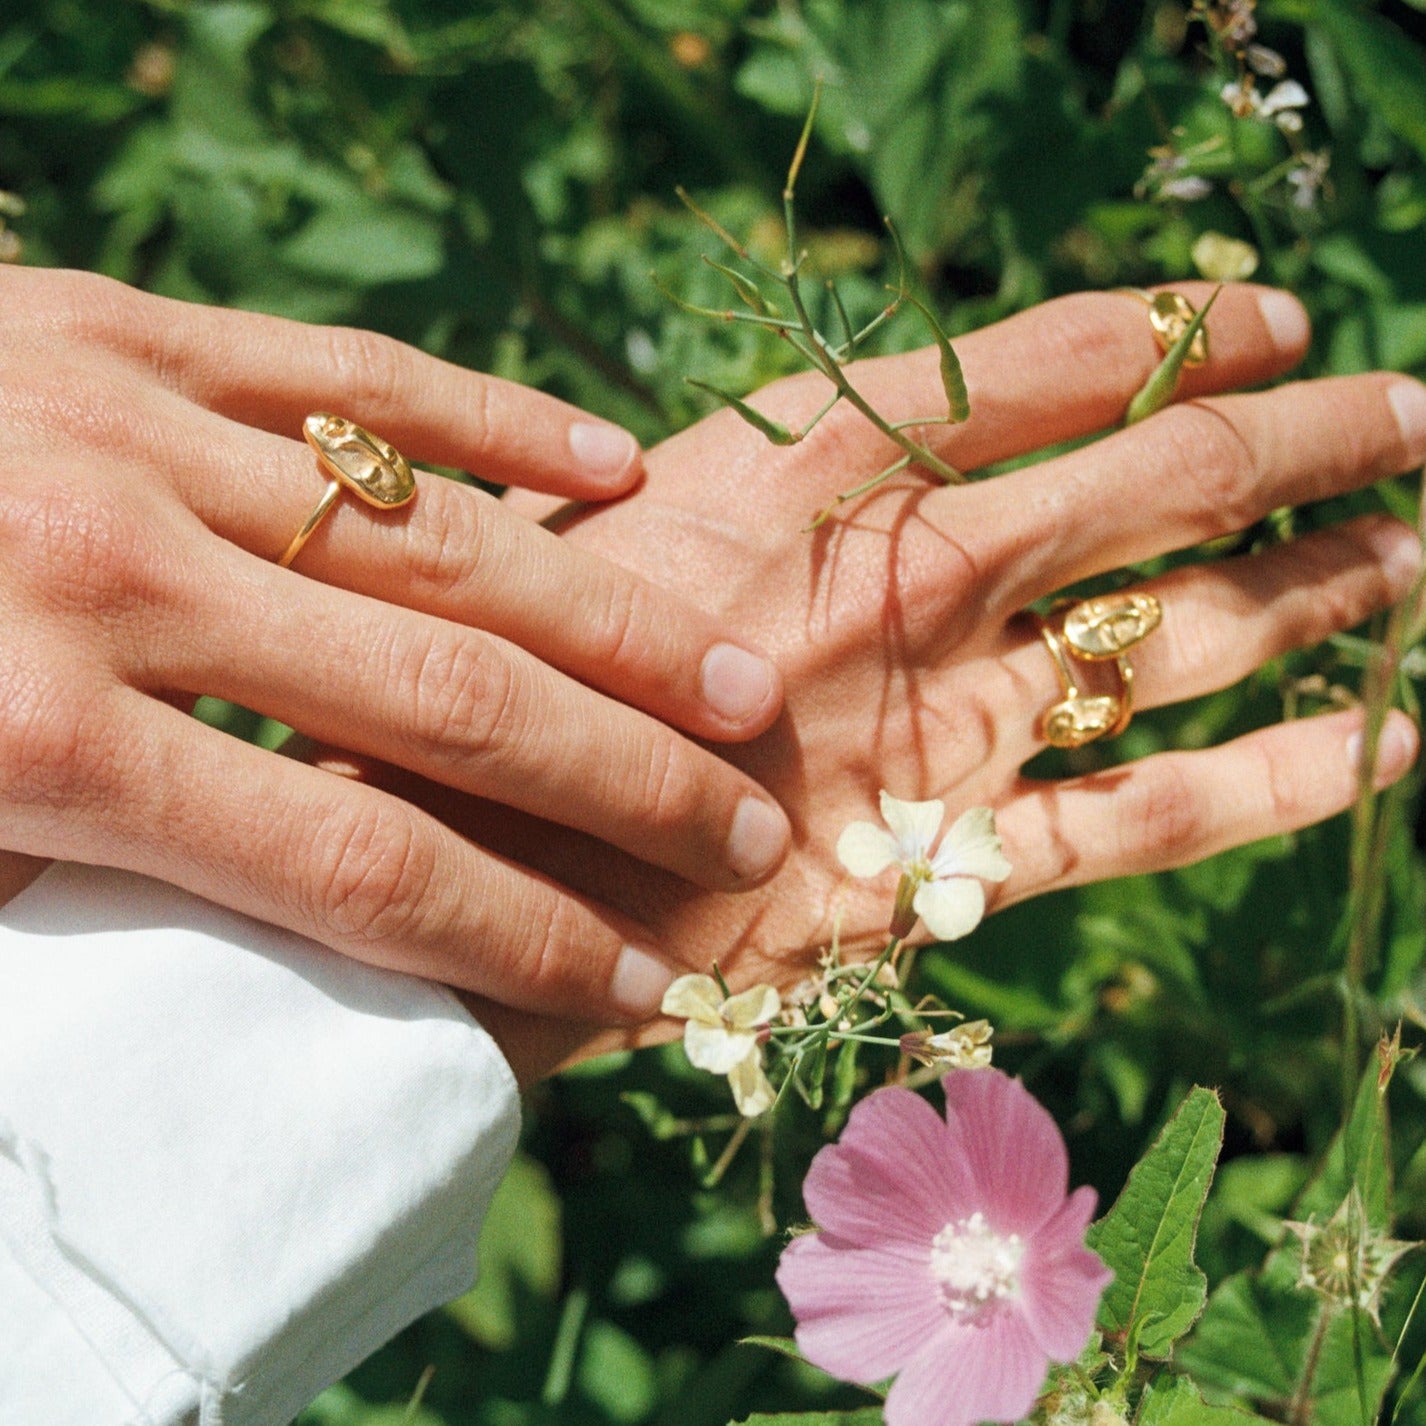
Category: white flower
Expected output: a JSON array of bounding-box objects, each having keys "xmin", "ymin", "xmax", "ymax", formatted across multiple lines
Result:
[
  {"xmin": 900, "ymin": 1019, "xmax": 994, "ymax": 1069},
  {"xmin": 836, "ymin": 792, "xmax": 1011, "ymax": 941},
  {"xmin": 662, "ymin": 974, "xmax": 780, "ymax": 1116},
  {"xmin": 1159, "ymin": 174, "xmax": 1213, "ymax": 202}
]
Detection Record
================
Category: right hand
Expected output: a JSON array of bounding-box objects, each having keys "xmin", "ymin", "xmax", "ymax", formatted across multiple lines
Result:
[{"xmin": 0, "ymin": 267, "xmax": 792, "ymax": 1024}]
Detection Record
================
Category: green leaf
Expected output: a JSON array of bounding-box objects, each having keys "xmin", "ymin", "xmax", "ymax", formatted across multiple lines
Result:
[
  {"xmin": 906, "ymin": 292, "xmax": 969, "ymax": 421},
  {"xmin": 686, "ymin": 377, "xmax": 798, "ymax": 444},
  {"xmin": 1312, "ymin": 1, "xmax": 1426, "ymax": 165},
  {"xmin": 1294, "ymin": 1038, "xmax": 1400, "ymax": 1231},
  {"xmin": 1087, "ymin": 1086, "xmax": 1225, "ymax": 1357},
  {"xmin": 1125, "ymin": 287, "xmax": 1220, "ymax": 426},
  {"xmin": 1136, "ymin": 1373, "xmax": 1276, "ymax": 1426},
  {"xmin": 443, "ymin": 1152, "xmax": 561, "ymax": 1350}
]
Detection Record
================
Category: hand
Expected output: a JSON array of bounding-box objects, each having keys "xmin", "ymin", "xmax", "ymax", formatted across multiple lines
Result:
[
  {"xmin": 366, "ymin": 283, "xmax": 1425, "ymax": 1081},
  {"xmin": 0, "ymin": 267, "xmax": 796, "ymax": 1025}
]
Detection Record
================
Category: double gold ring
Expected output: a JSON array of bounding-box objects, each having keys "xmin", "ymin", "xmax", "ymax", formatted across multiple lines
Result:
[
  {"xmin": 1035, "ymin": 592, "xmax": 1162, "ymax": 749},
  {"xmin": 278, "ymin": 413, "xmax": 418, "ymax": 569}
]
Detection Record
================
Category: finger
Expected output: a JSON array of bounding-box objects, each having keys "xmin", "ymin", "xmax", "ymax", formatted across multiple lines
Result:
[
  {"xmin": 740, "ymin": 282, "xmax": 1309, "ymax": 493},
  {"xmin": 998, "ymin": 708, "xmax": 1418, "ymax": 898},
  {"xmin": 108, "ymin": 391, "xmax": 783, "ymax": 743},
  {"xmin": 9, "ymin": 267, "xmax": 644, "ymax": 498},
  {"xmin": 165, "ymin": 550, "xmax": 791, "ymax": 890},
  {"xmin": 955, "ymin": 372, "xmax": 1426, "ymax": 612},
  {"xmin": 993, "ymin": 515, "xmax": 1423, "ymax": 753},
  {"xmin": 34, "ymin": 691, "xmax": 683, "ymax": 1024}
]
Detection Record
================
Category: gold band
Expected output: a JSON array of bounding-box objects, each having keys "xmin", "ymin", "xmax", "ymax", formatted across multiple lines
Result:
[
  {"xmin": 1035, "ymin": 591, "xmax": 1161, "ymax": 749},
  {"xmin": 278, "ymin": 412, "xmax": 418, "ymax": 570},
  {"xmin": 1124, "ymin": 288, "xmax": 1209, "ymax": 368}
]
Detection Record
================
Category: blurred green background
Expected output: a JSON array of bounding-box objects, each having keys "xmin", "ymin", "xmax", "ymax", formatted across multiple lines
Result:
[{"xmin": 7, "ymin": 0, "xmax": 1426, "ymax": 1420}]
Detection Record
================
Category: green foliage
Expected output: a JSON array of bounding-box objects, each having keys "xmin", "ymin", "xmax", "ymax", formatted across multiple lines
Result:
[
  {"xmin": 9, "ymin": 0, "xmax": 1426, "ymax": 1421},
  {"xmin": 1088, "ymin": 1087, "xmax": 1225, "ymax": 1359}
]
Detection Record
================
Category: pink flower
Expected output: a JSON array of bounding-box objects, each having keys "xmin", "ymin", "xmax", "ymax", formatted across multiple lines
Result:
[{"xmin": 776, "ymin": 1070, "xmax": 1111, "ymax": 1426}]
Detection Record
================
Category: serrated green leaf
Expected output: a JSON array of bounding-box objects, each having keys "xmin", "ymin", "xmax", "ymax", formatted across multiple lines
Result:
[
  {"xmin": 1087, "ymin": 1086, "xmax": 1225, "ymax": 1357},
  {"xmin": 1136, "ymin": 1373, "xmax": 1275, "ymax": 1426},
  {"xmin": 686, "ymin": 377, "xmax": 798, "ymax": 444}
]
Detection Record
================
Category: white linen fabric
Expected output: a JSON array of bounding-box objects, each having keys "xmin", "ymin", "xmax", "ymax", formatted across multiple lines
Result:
[{"xmin": 0, "ymin": 861, "xmax": 522, "ymax": 1426}]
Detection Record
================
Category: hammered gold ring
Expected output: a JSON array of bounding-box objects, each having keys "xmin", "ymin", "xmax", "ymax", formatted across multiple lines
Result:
[
  {"xmin": 1127, "ymin": 288, "xmax": 1209, "ymax": 368},
  {"xmin": 1034, "ymin": 592, "xmax": 1162, "ymax": 749},
  {"xmin": 277, "ymin": 413, "xmax": 418, "ymax": 569}
]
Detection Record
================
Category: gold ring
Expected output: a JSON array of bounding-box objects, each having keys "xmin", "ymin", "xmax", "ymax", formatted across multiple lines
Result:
[
  {"xmin": 278, "ymin": 413, "xmax": 418, "ymax": 569},
  {"xmin": 1035, "ymin": 617, "xmax": 1123, "ymax": 749},
  {"xmin": 1035, "ymin": 592, "xmax": 1162, "ymax": 748},
  {"xmin": 1126, "ymin": 289, "xmax": 1209, "ymax": 368}
]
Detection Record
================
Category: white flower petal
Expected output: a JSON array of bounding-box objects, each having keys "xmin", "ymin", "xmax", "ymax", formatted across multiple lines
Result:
[
  {"xmin": 878, "ymin": 790, "xmax": 944, "ymax": 860},
  {"xmin": 661, "ymin": 973, "xmax": 725, "ymax": 1023},
  {"xmin": 1261, "ymin": 79, "xmax": 1308, "ymax": 114},
  {"xmin": 722, "ymin": 982, "xmax": 781, "ymax": 1030},
  {"xmin": 931, "ymin": 806, "xmax": 1012, "ymax": 884},
  {"xmin": 728, "ymin": 1051, "xmax": 776, "ymax": 1117},
  {"xmin": 913, "ymin": 875, "xmax": 987, "ymax": 941},
  {"xmin": 836, "ymin": 821, "xmax": 901, "ymax": 877},
  {"xmin": 684, "ymin": 1019, "xmax": 757, "ymax": 1075}
]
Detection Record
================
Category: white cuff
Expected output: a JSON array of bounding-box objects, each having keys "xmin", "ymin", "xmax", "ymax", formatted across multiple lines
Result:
[{"xmin": 0, "ymin": 862, "xmax": 522, "ymax": 1426}]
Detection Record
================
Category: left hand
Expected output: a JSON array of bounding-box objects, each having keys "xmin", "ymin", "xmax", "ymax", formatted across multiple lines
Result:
[{"xmin": 348, "ymin": 282, "xmax": 1425, "ymax": 1081}]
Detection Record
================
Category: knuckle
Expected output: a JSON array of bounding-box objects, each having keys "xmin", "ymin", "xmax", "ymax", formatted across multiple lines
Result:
[
  {"xmin": 631, "ymin": 728, "xmax": 701, "ymax": 835},
  {"xmin": 1153, "ymin": 403, "xmax": 1259, "ymax": 537},
  {"xmin": 401, "ymin": 482, "xmax": 495, "ymax": 599},
  {"xmin": 1043, "ymin": 293, "xmax": 1129, "ymax": 371},
  {"xmin": 310, "ymin": 801, "xmax": 437, "ymax": 947},
  {"xmin": 518, "ymin": 890, "xmax": 588, "ymax": 1004},
  {"xmin": 0, "ymin": 668, "xmax": 119, "ymax": 810},
  {"xmin": 582, "ymin": 572, "xmax": 649, "ymax": 672},
  {"xmin": 1118, "ymin": 759, "xmax": 1205, "ymax": 868},
  {"xmin": 0, "ymin": 481, "xmax": 152, "ymax": 614},
  {"xmin": 404, "ymin": 629, "xmax": 521, "ymax": 759},
  {"xmin": 1253, "ymin": 738, "xmax": 1307, "ymax": 826},
  {"xmin": 323, "ymin": 325, "xmax": 408, "ymax": 414}
]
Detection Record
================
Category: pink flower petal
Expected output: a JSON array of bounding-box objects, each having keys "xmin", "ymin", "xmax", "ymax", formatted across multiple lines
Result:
[
  {"xmin": 802, "ymin": 1087, "xmax": 975, "ymax": 1248},
  {"xmin": 943, "ymin": 1070, "xmax": 1068, "ymax": 1235},
  {"xmin": 885, "ymin": 1307, "xmax": 1048, "ymax": 1426},
  {"xmin": 777, "ymin": 1233, "xmax": 945, "ymax": 1385},
  {"xmin": 1021, "ymin": 1186, "xmax": 1114, "ymax": 1361}
]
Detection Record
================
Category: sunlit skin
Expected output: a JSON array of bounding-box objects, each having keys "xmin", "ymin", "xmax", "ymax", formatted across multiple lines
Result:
[{"xmin": 1, "ymin": 281, "xmax": 1423, "ymax": 1088}]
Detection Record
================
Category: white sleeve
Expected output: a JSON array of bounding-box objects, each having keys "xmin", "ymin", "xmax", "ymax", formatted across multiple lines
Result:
[{"xmin": 0, "ymin": 861, "xmax": 522, "ymax": 1426}]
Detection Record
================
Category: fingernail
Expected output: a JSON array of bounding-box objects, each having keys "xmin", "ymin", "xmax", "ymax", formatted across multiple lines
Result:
[
  {"xmin": 568, "ymin": 422, "xmax": 639, "ymax": 483},
  {"xmin": 1388, "ymin": 380, "xmax": 1426, "ymax": 466},
  {"xmin": 611, "ymin": 942, "xmax": 676, "ymax": 1020},
  {"xmin": 1257, "ymin": 290, "xmax": 1310, "ymax": 353},
  {"xmin": 1362, "ymin": 520, "xmax": 1424, "ymax": 598},
  {"xmin": 701, "ymin": 643, "xmax": 777, "ymax": 723},
  {"xmin": 1347, "ymin": 717, "xmax": 1418, "ymax": 789},
  {"xmin": 726, "ymin": 796, "xmax": 790, "ymax": 881}
]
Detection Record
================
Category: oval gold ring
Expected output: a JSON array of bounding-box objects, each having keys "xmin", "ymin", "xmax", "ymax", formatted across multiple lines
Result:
[
  {"xmin": 278, "ymin": 413, "xmax": 418, "ymax": 569},
  {"xmin": 1127, "ymin": 288, "xmax": 1209, "ymax": 368},
  {"xmin": 1034, "ymin": 592, "xmax": 1162, "ymax": 749}
]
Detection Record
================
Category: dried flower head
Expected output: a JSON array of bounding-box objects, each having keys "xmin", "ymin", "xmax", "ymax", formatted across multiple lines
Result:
[{"xmin": 1283, "ymin": 1187, "xmax": 1418, "ymax": 1327}]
